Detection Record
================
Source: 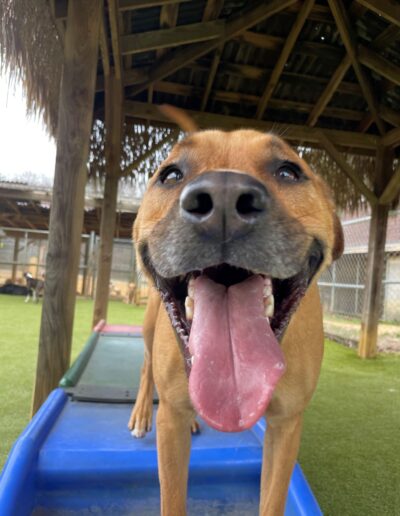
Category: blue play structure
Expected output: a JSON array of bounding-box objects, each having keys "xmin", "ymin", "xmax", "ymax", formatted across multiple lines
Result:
[{"xmin": 0, "ymin": 324, "xmax": 322, "ymax": 515}]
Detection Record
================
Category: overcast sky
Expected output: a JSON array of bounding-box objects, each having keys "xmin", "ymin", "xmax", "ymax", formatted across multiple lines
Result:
[{"xmin": 0, "ymin": 73, "xmax": 56, "ymax": 182}]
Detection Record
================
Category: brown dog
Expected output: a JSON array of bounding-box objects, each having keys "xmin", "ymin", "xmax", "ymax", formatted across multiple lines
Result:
[{"xmin": 129, "ymin": 109, "xmax": 343, "ymax": 515}]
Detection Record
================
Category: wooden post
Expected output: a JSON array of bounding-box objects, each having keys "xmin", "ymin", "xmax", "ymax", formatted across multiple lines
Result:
[
  {"xmin": 358, "ymin": 146, "xmax": 394, "ymax": 358},
  {"xmin": 92, "ymin": 71, "xmax": 122, "ymax": 327},
  {"xmin": 32, "ymin": 0, "xmax": 101, "ymax": 415},
  {"xmin": 11, "ymin": 236, "xmax": 20, "ymax": 282}
]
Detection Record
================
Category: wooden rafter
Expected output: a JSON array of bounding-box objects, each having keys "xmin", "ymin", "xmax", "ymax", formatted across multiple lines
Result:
[
  {"xmin": 129, "ymin": 0, "xmax": 298, "ymax": 96},
  {"xmin": 125, "ymin": 101, "xmax": 380, "ymax": 151},
  {"xmin": 108, "ymin": 0, "xmax": 122, "ymax": 79},
  {"xmin": 99, "ymin": 3, "xmax": 110, "ymax": 76},
  {"xmin": 327, "ymin": 0, "xmax": 385, "ymax": 135},
  {"xmin": 382, "ymin": 128, "xmax": 400, "ymax": 148},
  {"xmin": 153, "ymin": 80, "xmax": 367, "ymax": 121},
  {"xmin": 199, "ymin": 0, "xmax": 225, "ymax": 111},
  {"xmin": 307, "ymin": 55, "xmax": 351, "ymax": 127},
  {"xmin": 121, "ymin": 20, "xmax": 224, "ymax": 56},
  {"xmin": 308, "ymin": 22, "xmax": 399, "ymax": 129},
  {"xmin": 356, "ymin": 0, "xmax": 400, "ymax": 28},
  {"xmin": 358, "ymin": 45, "xmax": 400, "ymax": 87},
  {"xmin": 203, "ymin": 0, "xmax": 225, "ymax": 22},
  {"xmin": 119, "ymin": 0, "xmax": 189, "ymax": 11},
  {"xmin": 316, "ymin": 130, "xmax": 377, "ymax": 205},
  {"xmin": 378, "ymin": 163, "xmax": 400, "ymax": 205},
  {"xmin": 256, "ymin": 0, "xmax": 315, "ymax": 120},
  {"xmin": 200, "ymin": 47, "xmax": 222, "ymax": 111},
  {"xmin": 148, "ymin": 2, "xmax": 180, "ymax": 102}
]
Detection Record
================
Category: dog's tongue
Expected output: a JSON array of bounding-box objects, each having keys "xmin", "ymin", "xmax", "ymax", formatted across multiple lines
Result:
[{"xmin": 188, "ymin": 275, "xmax": 285, "ymax": 432}]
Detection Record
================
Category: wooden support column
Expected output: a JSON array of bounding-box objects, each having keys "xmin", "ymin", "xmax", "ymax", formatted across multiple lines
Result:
[
  {"xmin": 32, "ymin": 0, "xmax": 101, "ymax": 415},
  {"xmin": 11, "ymin": 236, "xmax": 20, "ymax": 282},
  {"xmin": 358, "ymin": 146, "xmax": 394, "ymax": 358},
  {"xmin": 92, "ymin": 71, "xmax": 122, "ymax": 327}
]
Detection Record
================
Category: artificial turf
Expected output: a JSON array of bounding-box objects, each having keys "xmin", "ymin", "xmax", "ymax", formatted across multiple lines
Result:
[{"xmin": 0, "ymin": 293, "xmax": 399, "ymax": 515}]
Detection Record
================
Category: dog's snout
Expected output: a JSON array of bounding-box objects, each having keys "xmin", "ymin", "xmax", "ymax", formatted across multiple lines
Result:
[{"xmin": 180, "ymin": 171, "xmax": 268, "ymax": 238}]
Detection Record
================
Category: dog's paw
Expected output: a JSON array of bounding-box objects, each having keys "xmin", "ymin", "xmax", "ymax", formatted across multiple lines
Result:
[
  {"xmin": 191, "ymin": 420, "xmax": 200, "ymax": 435},
  {"xmin": 128, "ymin": 404, "xmax": 153, "ymax": 439},
  {"xmin": 130, "ymin": 421, "xmax": 151, "ymax": 439}
]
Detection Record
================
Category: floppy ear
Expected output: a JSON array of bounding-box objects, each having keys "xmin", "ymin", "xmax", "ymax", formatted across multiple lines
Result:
[
  {"xmin": 332, "ymin": 213, "xmax": 344, "ymax": 261},
  {"xmin": 158, "ymin": 104, "xmax": 198, "ymax": 132}
]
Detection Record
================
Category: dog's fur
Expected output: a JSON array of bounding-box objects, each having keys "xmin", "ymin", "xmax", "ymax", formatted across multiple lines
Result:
[
  {"xmin": 129, "ymin": 110, "xmax": 343, "ymax": 515},
  {"xmin": 23, "ymin": 272, "xmax": 44, "ymax": 303}
]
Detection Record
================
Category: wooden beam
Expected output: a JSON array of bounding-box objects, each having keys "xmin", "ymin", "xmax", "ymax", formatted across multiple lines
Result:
[
  {"xmin": 358, "ymin": 45, "xmax": 400, "ymax": 87},
  {"xmin": 200, "ymin": 47, "xmax": 222, "ymax": 111},
  {"xmin": 203, "ymin": 0, "xmax": 225, "ymax": 22},
  {"xmin": 307, "ymin": 55, "xmax": 351, "ymax": 126},
  {"xmin": 125, "ymin": 101, "xmax": 380, "ymax": 151},
  {"xmin": 153, "ymin": 80, "xmax": 365, "ymax": 120},
  {"xmin": 358, "ymin": 146, "xmax": 394, "ymax": 358},
  {"xmin": 121, "ymin": 20, "xmax": 224, "ymax": 55},
  {"xmin": 371, "ymin": 24, "xmax": 400, "ymax": 50},
  {"xmin": 356, "ymin": 0, "xmax": 400, "ymax": 28},
  {"xmin": 379, "ymin": 163, "xmax": 400, "ymax": 205},
  {"xmin": 199, "ymin": 0, "xmax": 225, "ymax": 110},
  {"xmin": 382, "ymin": 128, "xmax": 400, "ymax": 148},
  {"xmin": 379, "ymin": 105, "xmax": 400, "ymax": 128},
  {"xmin": 316, "ymin": 130, "xmax": 377, "ymax": 204},
  {"xmin": 328, "ymin": 0, "xmax": 386, "ymax": 135},
  {"xmin": 99, "ymin": 3, "xmax": 110, "ymax": 76},
  {"xmin": 11, "ymin": 236, "xmax": 20, "ymax": 282},
  {"xmin": 108, "ymin": 0, "xmax": 122, "ymax": 79},
  {"xmin": 148, "ymin": 1, "xmax": 180, "ymax": 102},
  {"xmin": 93, "ymin": 71, "xmax": 123, "ymax": 326},
  {"xmin": 32, "ymin": 0, "xmax": 101, "ymax": 415},
  {"xmin": 129, "ymin": 0, "xmax": 298, "ymax": 96},
  {"xmin": 119, "ymin": 0, "xmax": 189, "ymax": 11},
  {"xmin": 256, "ymin": 0, "xmax": 315, "ymax": 119}
]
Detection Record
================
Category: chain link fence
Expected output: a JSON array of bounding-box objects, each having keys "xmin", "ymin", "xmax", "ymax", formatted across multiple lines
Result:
[
  {"xmin": 0, "ymin": 227, "xmax": 148, "ymax": 304},
  {"xmin": 318, "ymin": 211, "xmax": 400, "ymax": 351}
]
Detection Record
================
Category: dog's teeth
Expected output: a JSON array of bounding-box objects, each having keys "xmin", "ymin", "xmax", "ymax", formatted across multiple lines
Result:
[
  {"xmin": 188, "ymin": 278, "xmax": 195, "ymax": 299},
  {"xmin": 264, "ymin": 294, "xmax": 274, "ymax": 318},
  {"xmin": 263, "ymin": 277, "xmax": 273, "ymax": 298},
  {"xmin": 185, "ymin": 296, "xmax": 194, "ymax": 320}
]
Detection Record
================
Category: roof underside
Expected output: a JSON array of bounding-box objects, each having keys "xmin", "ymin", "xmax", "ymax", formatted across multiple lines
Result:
[{"xmin": 80, "ymin": 0, "xmax": 400, "ymax": 151}]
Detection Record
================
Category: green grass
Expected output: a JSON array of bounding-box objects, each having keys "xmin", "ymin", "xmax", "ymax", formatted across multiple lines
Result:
[
  {"xmin": 1, "ymin": 294, "xmax": 399, "ymax": 515},
  {"xmin": 0, "ymin": 294, "xmax": 145, "ymax": 469},
  {"xmin": 299, "ymin": 342, "xmax": 400, "ymax": 515}
]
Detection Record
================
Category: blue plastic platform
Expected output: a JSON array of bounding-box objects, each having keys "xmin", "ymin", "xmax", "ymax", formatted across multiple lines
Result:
[{"xmin": 0, "ymin": 325, "xmax": 322, "ymax": 515}]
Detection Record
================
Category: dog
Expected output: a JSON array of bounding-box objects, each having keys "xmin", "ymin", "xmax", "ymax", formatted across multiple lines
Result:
[
  {"xmin": 23, "ymin": 272, "xmax": 44, "ymax": 303},
  {"xmin": 128, "ymin": 106, "xmax": 343, "ymax": 515}
]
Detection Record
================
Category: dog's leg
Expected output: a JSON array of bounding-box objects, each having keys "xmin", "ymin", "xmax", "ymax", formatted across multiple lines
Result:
[
  {"xmin": 259, "ymin": 414, "xmax": 303, "ymax": 516},
  {"xmin": 157, "ymin": 401, "xmax": 192, "ymax": 516},
  {"xmin": 128, "ymin": 290, "xmax": 159, "ymax": 437},
  {"xmin": 25, "ymin": 293, "xmax": 30, "ymax": 303},
  {"xmin": 33, "ymin": 289, "xmax": 38, "ymax": 303}
]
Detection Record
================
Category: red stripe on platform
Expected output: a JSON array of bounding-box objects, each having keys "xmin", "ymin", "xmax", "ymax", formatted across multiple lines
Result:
[{"xmin": 101, "ymin": 324, "xmax": 142, "ymax": 333}]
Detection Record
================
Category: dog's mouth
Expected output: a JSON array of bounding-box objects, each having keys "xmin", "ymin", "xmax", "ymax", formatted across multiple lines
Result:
[{"xmin": 143, "ymin": 241, "xmax": 323, "ymax": 432}]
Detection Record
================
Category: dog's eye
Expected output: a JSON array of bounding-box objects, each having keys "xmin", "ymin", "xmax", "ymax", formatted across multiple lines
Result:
[
  {"xmin": 159, "ymin": 166, "xmax": 184, "ymax": 185},
  {"xmin": 275, "ymin": 162, "xmax": 302, "ymax": 183}
]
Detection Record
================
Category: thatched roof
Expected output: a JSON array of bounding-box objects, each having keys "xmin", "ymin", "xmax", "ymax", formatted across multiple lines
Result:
[
  {"xmin": 1, "ymin": 0, "xmax": 399, "ymax": 211},
  {"xmin": 0, "ymin": 0, "xmax": 62, "ymax": 135}
]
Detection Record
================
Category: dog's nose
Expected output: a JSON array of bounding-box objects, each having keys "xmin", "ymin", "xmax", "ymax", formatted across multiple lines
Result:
[{"xmin": 180, "ymin": 171, "xmax": 268, "ymax": 239}]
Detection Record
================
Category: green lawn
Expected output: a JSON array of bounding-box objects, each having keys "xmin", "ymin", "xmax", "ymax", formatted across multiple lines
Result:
[{"xmin": 1, "ymin": 293, "xmax": 399, "ymax": 515}]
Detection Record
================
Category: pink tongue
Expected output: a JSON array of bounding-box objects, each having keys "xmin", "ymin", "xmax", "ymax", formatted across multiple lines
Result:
[{"xmin": 188, "ymin": 275, "xmax": 285, "ymax": 432}]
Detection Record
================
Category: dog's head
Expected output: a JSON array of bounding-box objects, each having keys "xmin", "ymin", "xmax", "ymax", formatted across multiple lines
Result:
[{"xmin": 134, "ymin": 126, "xmax": 343, "ymax": 431}]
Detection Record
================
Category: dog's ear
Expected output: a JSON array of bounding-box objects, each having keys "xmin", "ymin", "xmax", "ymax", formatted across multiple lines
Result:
[
  {"xmin": 158, "ymin": 104, "xmax": 198, "ymax": 133},
  {"xmin": 332, "ymin": 213, "xmax": 344, "ymax": 261}
]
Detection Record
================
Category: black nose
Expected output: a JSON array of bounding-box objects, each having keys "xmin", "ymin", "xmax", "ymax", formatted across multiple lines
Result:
[{"xmin": 180, "ymin": 171, "xmax": 269, "ymax": 239}]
